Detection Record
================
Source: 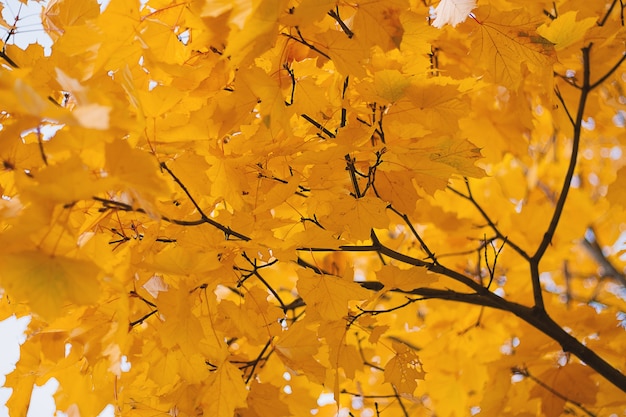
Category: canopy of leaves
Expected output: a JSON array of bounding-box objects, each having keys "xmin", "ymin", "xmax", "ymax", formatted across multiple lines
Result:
[{"xmin": 0, "ymin": 0, "xmax": 625, "ymax": 416}]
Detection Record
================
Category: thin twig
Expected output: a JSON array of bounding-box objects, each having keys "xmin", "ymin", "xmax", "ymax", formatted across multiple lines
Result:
[
  {"xmin": 244, "ymin": 338, "xmax": 274, "ymax": 384},
  {"xmin": 160, "ymin": 162, "xmax": 251, "ymax": 241},
  {"xmin": 447, "ymin": 179, "xmax": 530, "ymax": 260},
  {"xmin": 281, "ymin": 28, "xmax": 331, "ymax": 60},
  {"xmin": 328, "ymin": 8, "xmax": 353, "ymax": 38}
]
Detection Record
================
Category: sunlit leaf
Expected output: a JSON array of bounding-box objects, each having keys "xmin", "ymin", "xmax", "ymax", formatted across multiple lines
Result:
[{"xmin": 537, "ymin": 11, "xmax": 596, "ymax": 51}]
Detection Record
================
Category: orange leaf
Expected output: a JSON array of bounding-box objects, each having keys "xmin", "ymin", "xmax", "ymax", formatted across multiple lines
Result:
[{"xmin": 384, "ymin": 341, "xmax": 425, "ymax": 395}]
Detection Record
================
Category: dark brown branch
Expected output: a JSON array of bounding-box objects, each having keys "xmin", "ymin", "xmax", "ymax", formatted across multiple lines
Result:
[
  {"xmin": 301, "ymin": 114, "xmax": 336, "ymax": 138},
  {"xmin": 340, "ymin": 390, "xmax": 399, "ymax": 399},
  {"xmin": 357, "ymin": 281, "xmax": 626, "ymax": 391},
  {"xmin": 94, "ymin": 197, "xmax": 211, "ymax": 226},
  {"xmin": 598, "ymin": 0, "xmax": 620, "ymax": 26},
  {"xmin": 344, "ymin": 154, "xmax": 363, "ymax": 197},
  {"xmin": 35, "ymin": 127, "xmax": 48, "ymax": 166},
  {"xmin": 328, "ymin": 8, "xmax": 353, "ymax": 38},
  {"xmin": 532, "ymin": 45, "xmax": 593, "ymax": 312},
  {"xmin": 534, "ymin": 45, "xmax": 591, "ymax": 260},
  {"xmin": 129, "ymin": 309, "xmax": 158, "ymax": 329},
  {"xmin": 355, "ymin": 335, "xmax": 387, "ymax": 371},
  {"xmin": 341, "ymin": 76, "xmax": 349, "ymax": 128},
  {"xmin": 391, "ymin": 385, "xmax": 409, "ymax": 417},
  {"xmin": 130, "ymin": 290, "xmax": 157, "ymax": 308},
  {"xmin": 354, "ymin": 297, "xmax": 422, "ymax": 319},
  {"xmin": 0, "ymin": 49, "xmax": 18, "ymax": 68},
  {"xmin": 301, "ymin": 228, "xmax": 626, "ymax": 390}
]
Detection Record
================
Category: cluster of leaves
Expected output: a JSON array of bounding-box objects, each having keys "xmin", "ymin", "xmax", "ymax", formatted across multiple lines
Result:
[{"xmin": 0, "ymin": 0, "xmax": 625, "ymax": 416}]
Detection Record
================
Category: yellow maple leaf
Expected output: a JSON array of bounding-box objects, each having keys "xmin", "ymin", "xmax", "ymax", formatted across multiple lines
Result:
[
  {"xmin": 224, "ymin": 0, "xmax": 287, "ymax": 68},
  {"xmin": 400, "ymin": 11, "xmax": 439, "ymax": 55},
  {"xmin": 377, "ymin": 264, "xmax": 438, "ymax": 292},
  {"xmin": 383, "ymin": 341, "xmax": 425, "ymax": 395},
  {"xmin": 157, "ymin": 287, "xmax": 206, "ymax": 357},
  {"xmin": 606, "ymin": 167, "xmax": 626, "ymax": 207},
  {"xmin": 351, "ymin": 0, "xmax": 407, "ymax": 50},
  {"xmin": 317, "ymin": 30, "xmax": 369, "ymax": 78},
  {"xmin": 42, "ymin": 0, "xmax": 100, "ymax": 40},
  {"xmin": 274, "ymin": 319, "xmax": 319, "ymax": 359},
  {"xmin": 274, "ymin": 319, "xmax": 327, "ymax": 383},
  {"xmin": 201, "ymin": 362, "xmax": 248, "ymax": 417},
  {"xmin": 140, "ymin": 4, "xmax": 191, "ymax": 65},
  {"xmin": 297, "ymin": 269, "xmax": 371, "ymax": 321},
  {"xmin": 0, "ymin": 251, "xmax": 101, "ymax": 319},
  {"xmin": 472, "ymin": 9, "xmax": 556, "ymax": 89},
  {"xmin": 105, "ymin": 140, "xmax": 169, "ymax": 205},
  {"xmin": 537, "ymin": 11, "xmax": 596, "ymax": 51},
  {"xmin": 24, "ymin": 155, "xmax": 111, "ymax": 204},
  {"xmin": 402, "ymin": 77, "xmax": 471, "ymax": 134},
  {"xmin": 530, "ymin": 364, "xmax": 598, "ymax": 417},
  {"xmin": 246, "ymin": 381, "xmax": 291, "ymax": 417},
  {"xmin": 324, "ymin": 195, "xmax": 389, "ymax": 241},
  {"xmin": 280, "ymin": 0, "xmax": 335, "ymax": 27},
  {"xmin": 374, "ymin": 170, "xmax": 419, "ymax": 214},
  {"xmin": 358, "ymin": 69, "xmax": 411, "ymax": 104}
]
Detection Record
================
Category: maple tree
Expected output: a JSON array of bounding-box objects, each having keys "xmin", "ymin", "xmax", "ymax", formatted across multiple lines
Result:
[{"xmin": 1, "ymin": 0, "xmax": 626, "ymax": 416}]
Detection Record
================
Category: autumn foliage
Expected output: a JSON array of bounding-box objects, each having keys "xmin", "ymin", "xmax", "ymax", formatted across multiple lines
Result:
[{"xmin": 1, "ymin": 0, "xmax": 626, "ymax": 415}]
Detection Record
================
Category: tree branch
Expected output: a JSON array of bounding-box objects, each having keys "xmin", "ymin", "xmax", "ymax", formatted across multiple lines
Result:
[
  {"xmin": 534, "ymin": 45, "xmax": 591, "ymax": 261},
  {"xmin": 356, "ymin": 281, "xmax": 626, "ymax": 391},
  {"xmin": 531, "ymin": 45, "xmax": 593, "ymax": 312}
]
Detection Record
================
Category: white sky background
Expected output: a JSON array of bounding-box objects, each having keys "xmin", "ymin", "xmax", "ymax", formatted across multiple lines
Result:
[{"xmin": 0, "ymin": 1, "xmax": 112, "ymax": 416}]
